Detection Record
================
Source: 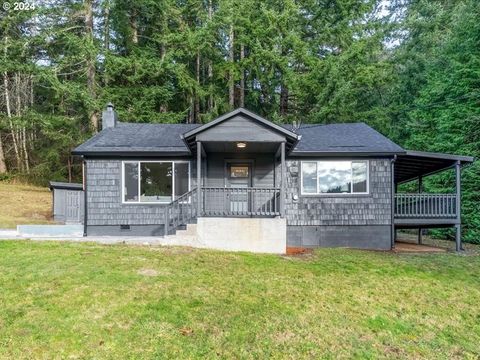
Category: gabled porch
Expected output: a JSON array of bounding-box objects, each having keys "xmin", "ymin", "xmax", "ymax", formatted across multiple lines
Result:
[
  {"xmin": 186, "ymin": 108, "xmax": 298, "ymax": 219},
  {"xmin": 163, "ymin": 108, "xmax": 299, "ymax": 237}
]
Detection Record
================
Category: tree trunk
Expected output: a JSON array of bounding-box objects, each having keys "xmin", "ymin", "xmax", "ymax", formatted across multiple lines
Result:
[
  {"xmin": 280, "ymin": 85, "xmax": 289, "ymax": 116},
  {"xmin": 103, "ymin": 0, "xmax": 110, "ymax": 86},
  {"xmin": 194, "ymin": 51, "xmax": 200, "ymax": 123},
  {"xmin": 15, "ymin": 73, "xmax": 21, "ymax": 116},
  {"xmin": 67, "ymin": 156, "xmax": 72, "ymax": 183},
  {"xmin": 14, "ymin": 73, "xmax": 29, "ymax": 172},
  {"xmin": 229, "ymin": 24, "xmax": 235, "ymax": 109},
  {"xmin": 85, "ymin": 0, "xmax": 98, "ymax": 131},
  {"xmin": 207, "ymin": 0, "xmax": 214, "ymax": 112},
  {"xmin": 187, "ymin": 96, "xmax": 194, "ymax": 124},
  {"xmin": 239, "ymin": 43, "xmax": 245, "ymax": 108},
  {"xmin": 130, "ymin": 8, "xmax": 138, "ymax": 45},
  {"xmin": 0, "ymin": 135, "xmax": 7, "ymax": 173},
  {"xmin": 103, "ymin": 0, "xmax": 110, "ymax": 51},
  {"xmin": 22, "ymin": 127, "xmax": 29, "ymax": 172},
  {"xmin": 2, "ymin": 39, "xmax": 21, "ymax": 170}
]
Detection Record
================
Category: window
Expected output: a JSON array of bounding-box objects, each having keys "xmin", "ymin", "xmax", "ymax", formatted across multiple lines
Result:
[
  {"xmin": 230, "ymin": 166, "xmax": 249, "ymax": 178},
  {"xmin": 301, "ymin": 160, "xmax": 369, "ymax": 195},
  {"xmin": 123, "ymin": 161, "xmax": 190, "ymax": 203}
]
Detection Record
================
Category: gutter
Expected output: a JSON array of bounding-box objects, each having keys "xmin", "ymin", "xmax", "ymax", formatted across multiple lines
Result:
[
  {"xmin": 71, "ymin": 150, "xmax": 193, "ymax": 157},
  {"xmin": 288, "ymin": 151, "xmax": 406, "ymax": 157}
]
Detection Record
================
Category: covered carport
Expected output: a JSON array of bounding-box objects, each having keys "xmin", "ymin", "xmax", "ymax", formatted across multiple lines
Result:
[{"xmin": 393, "ymin": 150, "xmax": 474, "ymax": 251}]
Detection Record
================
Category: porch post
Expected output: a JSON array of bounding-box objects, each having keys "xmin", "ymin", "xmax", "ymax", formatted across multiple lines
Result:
[
  {"xmin": 455, "ymin": 160, "xmax": 462, "ymax": 252},
  {"xmin": 197, "ymin": 141, "xmax": 202, "ymax": 217},
  {"xmin": 280, "ymin": 142, "xmax": 286, "ymax": 218},
  {"xmin": 418, "ymin": 175, "xmax": 422, "ymax": 245}
]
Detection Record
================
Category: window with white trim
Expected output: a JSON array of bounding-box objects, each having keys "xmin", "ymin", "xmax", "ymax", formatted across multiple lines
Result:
[
  {"xmin": 301, "ymin": 160, "xmax": 368, "ymax": 195},
  {"xmin": 123, "ymin": 161, "xmax": 190, "ymax": 203}
]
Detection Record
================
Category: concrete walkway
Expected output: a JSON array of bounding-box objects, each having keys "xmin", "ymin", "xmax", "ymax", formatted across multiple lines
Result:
[{"xmin": 0, "ymin": 229, "xmax": 164, "ymax": 246}]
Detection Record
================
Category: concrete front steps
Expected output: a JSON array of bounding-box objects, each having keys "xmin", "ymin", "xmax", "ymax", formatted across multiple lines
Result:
[{"xmin": 163, "ymin": 223, "xmax": 199, "ymax": 247}]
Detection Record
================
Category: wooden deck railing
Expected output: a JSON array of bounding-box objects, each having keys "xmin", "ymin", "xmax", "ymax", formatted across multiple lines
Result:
[
  {"xmin": 164, "ymin": 188, "xmax": 197, "ymax": 235},
  {"xmin": 202, "ymin": 187, "xmax": 280, "ymax": 217},
  {"xmin": 394, "ymin": 193, "xmax": 457, "ymax": 218}
]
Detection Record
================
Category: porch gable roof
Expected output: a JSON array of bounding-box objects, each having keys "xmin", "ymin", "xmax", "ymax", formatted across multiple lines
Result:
[{"xmin": 181, "ymin": 108, "xmax": 299, "ymax": 153}]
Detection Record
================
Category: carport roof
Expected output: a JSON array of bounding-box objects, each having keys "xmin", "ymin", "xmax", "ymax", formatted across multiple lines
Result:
[{"xmin": 395, "ymin": 150, "xmax": 474, "ymax": 184}]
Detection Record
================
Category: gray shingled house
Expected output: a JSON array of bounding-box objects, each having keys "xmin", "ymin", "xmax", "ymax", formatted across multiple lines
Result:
[{"xmin": 72, "ymin": 105, "xmax": 473, "ymax": 253}]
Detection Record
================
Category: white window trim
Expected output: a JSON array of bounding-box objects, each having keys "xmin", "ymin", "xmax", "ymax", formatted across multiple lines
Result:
[
  {"xmin": 300, "ymin": 160, "xmax": 369, "ymax": 196},
  {"xmin": 121, "ymin": 160, "xmax": 191, "ymax": 204}
]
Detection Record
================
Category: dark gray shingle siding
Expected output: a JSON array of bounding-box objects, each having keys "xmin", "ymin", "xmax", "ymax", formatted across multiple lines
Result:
[
  {"xmin": 86, "ymin": 158, "xmax": 392, "ymax": 229},
  {"xmin": 86, "ymin": 159, "xmax": 196, "ymax": 226},
  {"xmin": 285, "ymin": 159, "xmax": 392, "ymax": 226}
]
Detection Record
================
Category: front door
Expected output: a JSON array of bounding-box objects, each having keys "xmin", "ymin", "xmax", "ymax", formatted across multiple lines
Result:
[{"xmin": 226, "ymin": 163, "xmax": 252, "ymax": 214}]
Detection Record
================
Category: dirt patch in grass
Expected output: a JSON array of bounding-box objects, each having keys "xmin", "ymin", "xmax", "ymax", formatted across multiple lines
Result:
[
  {"xmin": 137, "ymin": 268, "xmax": 159, "ymax": 277},
  {"xmin": 398, "ymin": 231, "xmax": 480, "ymax": 254},
  {"xmin": 0, "ymin": 182, "xmax": 53, "ymax": 228}
]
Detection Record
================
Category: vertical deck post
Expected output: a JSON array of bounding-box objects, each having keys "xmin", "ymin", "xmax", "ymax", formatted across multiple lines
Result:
[
  {"xmin": 280, "ymin": 142, "xmax": 286, "ymax": 218},
  {"xmin": 418, "ymin": 175, "xmax": 422, "ymax": 245},
  {"xmin": 455, "ymin": 160, "xmax": 462, "ymax": 252},
  {"xmin": 197, "ymin": 141, "xmax": 202, "ymax": 217}
]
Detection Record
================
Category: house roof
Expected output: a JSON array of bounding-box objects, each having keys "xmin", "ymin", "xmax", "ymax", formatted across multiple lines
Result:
[
  {"xmin": 72, "ymin": 122, "xmax": 201, "ymax": 156},
  {"xmin": 285, "ymin": 123, "xmax": 405, "ymax": 156},
  {"xmin": 73, "ymin": 111, "xmax": 406, "ymax": 157}
]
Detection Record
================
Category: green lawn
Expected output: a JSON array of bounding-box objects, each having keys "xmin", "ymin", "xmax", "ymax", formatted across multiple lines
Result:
[{"xmin": 0, "ymin": 241, "xmax": 479, "ymax": 359}]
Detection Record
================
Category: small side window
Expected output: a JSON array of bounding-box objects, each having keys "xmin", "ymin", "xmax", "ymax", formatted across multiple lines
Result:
[{"xmin": 124, "ymin": 162, "xmax": 139, "ymax": 202}]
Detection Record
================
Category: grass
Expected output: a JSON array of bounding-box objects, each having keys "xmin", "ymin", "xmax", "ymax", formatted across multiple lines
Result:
[
  {"xmin": 0, "ymin": 182, "xmax": 53, "ymax": 228},
  {"xmin": 0, "ymin": 241, "xmax": 479, "ymax": 359}
]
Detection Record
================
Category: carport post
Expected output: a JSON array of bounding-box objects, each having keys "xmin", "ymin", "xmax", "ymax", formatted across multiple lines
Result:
[
  {"xmin": 455, "ymin": 160, "xmax": 462, "ymax": 252},
  {"xmin": 418, "ymin": 175, "xmax": 422, "ymax": 245}
]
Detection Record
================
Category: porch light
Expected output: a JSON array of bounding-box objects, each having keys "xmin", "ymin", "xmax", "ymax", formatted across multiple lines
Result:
[{"xmin": 236, "ymin": 142, "xmax": 247, "ymax": 149}]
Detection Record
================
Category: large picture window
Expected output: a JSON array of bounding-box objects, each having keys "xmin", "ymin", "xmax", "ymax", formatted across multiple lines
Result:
[
  {"xmin": 301, "ymin": 160, "xmax": 368, "ymax": 195},
  {"xmin": 123, "ymin": 161, "xmax": 190, "ymax": 203}
]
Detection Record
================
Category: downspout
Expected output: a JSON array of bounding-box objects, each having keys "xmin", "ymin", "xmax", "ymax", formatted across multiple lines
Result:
[
  {"xmin": 390, "ymin": 155, "xmax": 397, "ymax": 250},
  {"xmin": 83, "ymin": 158, "xmax": 88, "ymax": 237}
]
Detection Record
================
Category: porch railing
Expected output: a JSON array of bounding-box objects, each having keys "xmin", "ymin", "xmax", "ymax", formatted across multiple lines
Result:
[
  {"xmin": 164, "ymin": 188, "xmax": 197, "ymax": 235},
  {"xmin": 394, "ymin": 193, "xmax": 457, "ymax": 218},
  {"xmin": 201, "ymin": 187, "xmax": 280, "ymax": 217}
]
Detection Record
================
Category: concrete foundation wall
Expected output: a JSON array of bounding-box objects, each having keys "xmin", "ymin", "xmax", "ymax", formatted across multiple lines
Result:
[
  {"xmin": 87, "ymin": 225, "xmax": 164, "ymax": 237},
  {"xmin": 287, "ymin": 225, "xmax": 391, "ymax": 250},
  {"xmin": 196, "ymin": 217, "xmax": 286, "ymax": 253}
]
